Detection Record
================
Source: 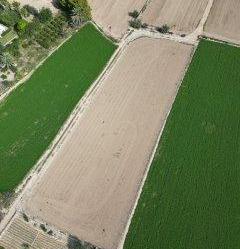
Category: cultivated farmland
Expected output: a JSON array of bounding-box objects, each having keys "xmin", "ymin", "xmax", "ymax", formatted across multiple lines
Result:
[
  {"xmin": 0, "ymin": 215, "xmax": 66, "ymax": 249},
  {"xmin": 23, "ymin": 38, "xmax": 193, "ymax": 249},
  {"xmin": 205, "ymin": 0, "xmax": 240, "ymax": 44},
  {"xmin": 89, "ymin": 0, "xmax": 146, "ymax": 38},
  {"xmin": 124, "ymin": 40, "xmax": 240, "ymax": 249},
  {"xmin": 142, "ymin": 0, "xmax": 208, "ymax": 33},
  {"xmin": 0, "ymin": 23, "xmax": 116, "ymax": 192}
]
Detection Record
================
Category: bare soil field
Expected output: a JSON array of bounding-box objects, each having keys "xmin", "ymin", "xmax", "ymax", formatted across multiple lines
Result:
[
  {"xmin": 88, "ymin": 0, "xmax": 146, "ymax": 38},
  {"xmin": 12, "ymin": 0, "xmax": 57, "ymax": 12},
  {"xmin": 204, "ymin": 0, "xmax": 240, "ymax": 44},
  {"xmin": 23, "ymin": 38, "xmax": 192, "ymax": 249},
  {"xmin": 142, "ymin": 0, "xmax": 208, "ymax": 33}
]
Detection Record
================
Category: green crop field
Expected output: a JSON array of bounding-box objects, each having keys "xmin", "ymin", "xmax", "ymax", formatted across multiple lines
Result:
[
  {"xmin": 0, "ymin": 23, "xmax": 116, "ymax": 192},
  {"xmin": 124, "ymin": 40, "xmax": 240, "ymax": 249}
]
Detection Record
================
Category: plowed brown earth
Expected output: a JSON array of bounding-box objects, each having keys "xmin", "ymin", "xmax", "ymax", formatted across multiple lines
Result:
[
  {"xmin": 205, "ymin": 0, "xmax": 240, "ymax": 44},
  {"xmin": 142, "ymin": 0, "xmax": 208, "ymax": 33},
  {"xmin": 89, "ymin": 0, "xmax": 146, "ymax": 38},
  {"xmin": 23, "ymin": 38, "xmax": 192, "ymax": 249}
]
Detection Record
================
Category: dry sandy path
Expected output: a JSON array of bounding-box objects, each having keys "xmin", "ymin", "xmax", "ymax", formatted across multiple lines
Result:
[
  {"xmin": 23, "ymin": 37, "xmax": 192, "ymax": 249},
  {"xmin": 89, "ymin": 0, "xmax": 147, "ymax": 39},
  {"xmin": 142, "ymin": 0, "xmax": 209, "ymax": 34},
  {"xmin": 204, "ymin": 0, "xmax": 240, "ymax": 45}
]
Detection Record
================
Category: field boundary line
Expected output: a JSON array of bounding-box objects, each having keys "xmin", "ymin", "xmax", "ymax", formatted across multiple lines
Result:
[
  {"xmin": 0, "ymin": 24, "xmax": 132, "ymax": 241},
  {"xmin": 202, "ymin": 32, "xmax": 240, "ymax": 47},
  {"xmin": 117, "ymin": 44, "xmax": 197, "ymax": 249},
  {"xmin": 0, "ymin": 32, "xmax": 73, "ymax": 103}
]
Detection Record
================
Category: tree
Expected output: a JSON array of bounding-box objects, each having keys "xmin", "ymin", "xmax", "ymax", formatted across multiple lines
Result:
[
  {"xmin": 0, "ymin": 8, "xmax": 21, "ymax": 26},
  {"xmin": 23, "ymin": 4, "xmax": 39, "ymax": 16},
  {"xmin": 23, "ymin": 19, "xmax": 41, "ymax": 38},
  {"xmin": 38, "ymin": 7, "xmax": 53, "ymax": 23},
  {"xmin": 128, "ymin": 10, "xmax": 139, "ymax": 19},
  {"xmin": 57, "ymin": 0, "xmax": 91, "ymax": 20},
  {"xmin": 11, "ymin": 1, "xmax": 20, "ymax": 9},
  {"xmin": 6, "ymin": 39, "xmax": 20, "ymax": 57},
  {"xmin": 70, "ymin": 6, "xmax": 85, "ymax": 26},
  {"xmin": 67, "ymin": 235, "xmax": 96, "ymax": 249},
  {"xmin": 16, "ymin": 19, "xmax": 28, "ymax": 32},
  {"xmin": 156, "ymin": 24, "xmax": 170, "ymax": 34},
  {"xmin": 129, "ymin": 18, "xmax": 142, "ymax": 29},
  {"xmin": 0, "ymin": 53, "xmax": 14, "ymax": 70},
  {"xmin": 20, "ymin": 6, "xmax": 29, "ymax": 18},
  {"xmin": 21, "ymin": 243, "xmax": 29, "ymax": 249}
]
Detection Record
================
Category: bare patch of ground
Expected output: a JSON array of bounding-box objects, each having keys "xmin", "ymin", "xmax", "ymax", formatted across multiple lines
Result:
[
  {"xmin": 204, "ymin": 0, "xmax": 240, "ymax": 45},
  {"xmin": 89, "ymin": 0, "xmax": 146, "ymax": 38},
  {"xmin": 11, "ymin": 0, "xmax": 58, "ymax": 12},
  {"xmin": 23, "ymin": 37, "xmax": 192, "ymax": 249},
  {"xmin": 142, "ymin": 0, "xmax": 208, "ymax": 34}
]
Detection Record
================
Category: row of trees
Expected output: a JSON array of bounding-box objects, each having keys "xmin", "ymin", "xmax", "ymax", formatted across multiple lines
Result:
[{"xmin": 128, "ymin": 9, "xmax": 170, "ymax": 34}]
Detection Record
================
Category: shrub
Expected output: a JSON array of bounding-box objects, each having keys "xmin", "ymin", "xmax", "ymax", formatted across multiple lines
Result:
[
  {"xmin": 16, "ymin": 19, "xmax": 28, "ymax": 33},
  {"xmin": 0, "ymin": 9, "xmax": 20, "ymax": 26},
  {"xmin": 23, "ymin": 4, "xmax": 39, "ymax": 16},
  {"xmin": 129, "ymin": 19, "xmax": 142, "ymax": 29},
  {"xmin": 156, "ymin": 24, "xmax": 170, "ymax": 34},
  {"xmin": 21, "ymin": 243, "xmax": 29, "ymax": 249},
  {"xmin": 12, "ymin": 1, "xmax": 20, "ymax": 9},
  {"xmin": 38, "ymin": 7, "xmax": 53, "ymax": 23},
  {"xmin": 6, "ymin": 40, "xmax": 20, "ymax": 57},
  {"xmin": 141, "ymin": 22, "xmax": 148, "ymax": 29},
  {"xmin": 23, "ymin": 19, "xmax": 41, "ymax": 38},
  {"xmin": 20, "ymin": 7, "xmax": 29, "ymax": 18},
  {"xmin": 128, "ymin": 10, "xmax": 139, "ymax": 19},
  {"xmin": 57, "ymin": 0, "xmax": 91, "ymax": 20},
  {"xmin": 40, "ymin": 224, "xmax": 47, "ymax": 232},
  {"xmin": 67, "ymin": 235, "xmax": 96, "ymax": 249},
  {"xmin": 1, "ymin": 74, "xmax": 7, "ymax": 80},
  {"xmin": 22, "ymin": 213, "xmax": 29, "ymax": 222},
  {"xmin": 47, "ymin": 230, "xmax": 53, "ymax": 236}
]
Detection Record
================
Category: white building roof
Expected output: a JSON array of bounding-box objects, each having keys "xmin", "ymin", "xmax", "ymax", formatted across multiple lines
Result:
[{"xmin": 0, "ymin": 23, "xmax": 7, "ymax": 37}]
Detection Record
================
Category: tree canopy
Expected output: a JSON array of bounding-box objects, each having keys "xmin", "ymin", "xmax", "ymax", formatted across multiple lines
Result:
[{"xmin": 58, "ymin": 0, "xmax": 91, "ymax": 20}]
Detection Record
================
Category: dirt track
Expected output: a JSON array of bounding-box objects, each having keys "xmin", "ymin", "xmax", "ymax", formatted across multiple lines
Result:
[
  {"xmin": 23, "ymin": 37, "xmax": 192, "ymax": 249},
  {"xmin": 204, "ymin": 0, "xmax": 240, "ymax": 44},
  {"xmin": 89, "ymin": 0, "xmax": 146, "ymax": 38},
  {"xmin": 142, "ymin": 0, "xmax": 208, "ymax": 33}
]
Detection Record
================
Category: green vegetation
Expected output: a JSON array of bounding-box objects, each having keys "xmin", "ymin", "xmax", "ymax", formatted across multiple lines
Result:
[
  {"xmin": 57, "ymin": 0, "xmax": 92, "ymax": 20},
  {"xmin": 38, "ymin": 7, "xmax": 53, "ymax": 23},
  {"xmin": 156, "ymin": 24, "xmax": 170, "ymax": 33},
  {"xmin": 128, "ymin": 10, "xmax": 139, "ymax": 19},
  {"xmin": 0, "ymin": 0, "xmax": 92, "ymax": 90},
  {"xmin": 16, "ymin": 19, "xmax": 28, "ymax": 32},
  {"xmin": 67, "ymin": 235, "xmax": 95, "ymax": 249},
  {"xmin": 124, "ymin": 40, "xmax": 240, "ymax": 248},
  {"xmin": 129, "ymin": 19, "xmax": 142, "ymax": 29},
  {"xmin": 0, "ymin": 23, "xmax": 117, "ymax": 192},
  {"xmin": 0, "ymin": 5, "xmax": 20, "ymax": 26}
]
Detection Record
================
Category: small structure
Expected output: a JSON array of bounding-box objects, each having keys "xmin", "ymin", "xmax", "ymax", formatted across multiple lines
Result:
[{"xmin": 0, "ymin": 23, "xmax": 7, "ymax": 37}]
